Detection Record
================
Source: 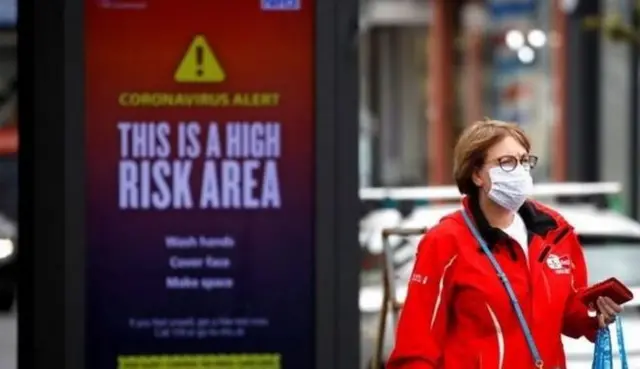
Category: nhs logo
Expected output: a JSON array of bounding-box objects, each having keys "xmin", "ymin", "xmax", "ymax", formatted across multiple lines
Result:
[{"xmin": 261, "ymin": 0, "xmax": 301, "ymax": 11}]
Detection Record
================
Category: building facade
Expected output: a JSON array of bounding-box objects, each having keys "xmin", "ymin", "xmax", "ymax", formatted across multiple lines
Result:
[{"xmin": 359, "ymin": 0, "xmax": 640, "ymax": 219}]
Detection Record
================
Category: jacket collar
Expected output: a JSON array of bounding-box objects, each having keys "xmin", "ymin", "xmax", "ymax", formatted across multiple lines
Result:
[{"xmin": 462, "ymin": 195, "xmax": 558, "ymax": 250}]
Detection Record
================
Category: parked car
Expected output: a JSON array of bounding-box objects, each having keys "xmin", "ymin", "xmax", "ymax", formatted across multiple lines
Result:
[{"xmin": 359, "ymin": 184, "xmax": 640, "ymax": 369}]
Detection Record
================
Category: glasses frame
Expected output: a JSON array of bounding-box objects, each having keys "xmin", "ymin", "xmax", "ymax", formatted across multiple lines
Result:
[{"xmin": 486, "ymin": 154, "xmax": 539, "ymax": 172}]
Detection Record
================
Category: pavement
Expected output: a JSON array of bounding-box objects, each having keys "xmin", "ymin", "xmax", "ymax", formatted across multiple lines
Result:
[{"xmin": 0, "ymin": 309, "xmax": 15, "ymax": 369}]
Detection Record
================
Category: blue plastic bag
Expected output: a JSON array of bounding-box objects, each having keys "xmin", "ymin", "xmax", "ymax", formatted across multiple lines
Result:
[{"xmin": 592, "ymin": 317, "xmax": 628, "ymax": 369}]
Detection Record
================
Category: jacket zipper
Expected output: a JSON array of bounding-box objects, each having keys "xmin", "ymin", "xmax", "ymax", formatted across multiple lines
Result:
[{"xmin": 523, "ymin": 236, "xmax": 535, "ymax": 343}]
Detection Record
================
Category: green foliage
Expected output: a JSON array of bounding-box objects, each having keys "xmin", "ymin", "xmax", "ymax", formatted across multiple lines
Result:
[{"xmin": 584, "ymin": 0, "xmax": 640, "ymax": 45}]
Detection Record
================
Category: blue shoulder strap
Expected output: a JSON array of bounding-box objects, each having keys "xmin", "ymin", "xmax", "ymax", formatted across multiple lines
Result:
[{"xmin": 461, "ymin": 210, "xmax": 544, "ymax": 369}]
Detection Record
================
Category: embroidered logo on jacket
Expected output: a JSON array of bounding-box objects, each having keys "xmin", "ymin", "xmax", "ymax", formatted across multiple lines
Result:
[
  {"xmin": 546, "ymin": 254, "xmax": 571, "ymax": 274},
  {"xmin": 411, "ymin": 273, "xmax": 428, "ymax": 284}
]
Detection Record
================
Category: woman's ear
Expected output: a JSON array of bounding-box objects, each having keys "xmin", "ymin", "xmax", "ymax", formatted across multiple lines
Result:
[{"xmin": 471, "ymin": 169, "xmax": 483, "ymax": 188}]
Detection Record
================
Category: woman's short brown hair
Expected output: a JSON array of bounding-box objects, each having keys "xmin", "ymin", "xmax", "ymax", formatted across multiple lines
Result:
[{"xmin": 453, "ymin": 119, "xmax": 531, "ymax": 195}]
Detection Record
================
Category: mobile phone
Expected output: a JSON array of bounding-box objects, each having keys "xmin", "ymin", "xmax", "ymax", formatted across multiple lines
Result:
[{"xmin": 578, "ymin": 277, "xmax": 634, "ymax": 307}]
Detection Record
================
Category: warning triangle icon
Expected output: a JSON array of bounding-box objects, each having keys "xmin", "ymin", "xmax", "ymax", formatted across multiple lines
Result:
[{"xmin": 174, "ymin": 35, "xmax": 226, "ymax": 83}]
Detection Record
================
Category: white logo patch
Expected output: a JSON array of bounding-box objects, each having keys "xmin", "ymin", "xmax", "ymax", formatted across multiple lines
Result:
[
  {"xmin": 411, "ymin": 273, "xmax": 428, "ymax": 284},
  {"xmin": 546, "ymin": 254, "xmax": 571, "ymax": 274}
]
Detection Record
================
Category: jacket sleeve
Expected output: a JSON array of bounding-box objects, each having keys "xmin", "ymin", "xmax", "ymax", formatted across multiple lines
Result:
[
  {"xmin": 562, "ymin": 228, "xmax": 599, "ymax": 342},
  {"xmin": 387, "ymin": 229, "xmax": 458, "ymax": 369}
]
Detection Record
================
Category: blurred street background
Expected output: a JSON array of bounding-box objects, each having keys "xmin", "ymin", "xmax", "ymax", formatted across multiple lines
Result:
[{"xmin": 358, "ymin": 0, "xmax": 640, "ymax": 192}]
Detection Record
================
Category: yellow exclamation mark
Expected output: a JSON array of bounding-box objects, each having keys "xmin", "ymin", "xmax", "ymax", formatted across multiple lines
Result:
[
  {"xmin": 175, "ymin": 35, "xmax": 226, "ymax": 83},
  {"xmin": 195, "ymin": 45, "xmax": 203, "ymax": 77}
]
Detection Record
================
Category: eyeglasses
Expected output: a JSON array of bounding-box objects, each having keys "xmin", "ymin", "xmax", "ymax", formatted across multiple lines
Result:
[{"xmin": 486, "ymin": 154, "xmax": 539, "ymax": 172}]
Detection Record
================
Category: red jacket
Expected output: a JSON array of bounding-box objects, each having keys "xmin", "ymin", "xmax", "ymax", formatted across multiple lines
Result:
[{"xmin": 387, "ymin": 197, "xmax": 598, "ymax": 369}]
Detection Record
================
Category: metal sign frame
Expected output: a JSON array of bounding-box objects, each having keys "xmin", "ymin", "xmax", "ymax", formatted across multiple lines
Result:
[
  {"xmin": 19, "ymin": 0, "xmax": 359, "ymax": 368},
  {"xmin": 315, "ymin": 0, "xmax": 360, "ymax": 367}
]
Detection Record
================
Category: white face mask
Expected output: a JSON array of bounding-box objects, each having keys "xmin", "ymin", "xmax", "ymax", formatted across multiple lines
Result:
[{"xmin": 487, "ymin": 165, "xmax": 533, "ymax": 212}]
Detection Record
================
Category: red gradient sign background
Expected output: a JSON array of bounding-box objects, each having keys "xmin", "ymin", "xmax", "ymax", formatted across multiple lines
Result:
[{"xmin": 85, "ymin": 1, "xmax": 315, "ymax": 368}]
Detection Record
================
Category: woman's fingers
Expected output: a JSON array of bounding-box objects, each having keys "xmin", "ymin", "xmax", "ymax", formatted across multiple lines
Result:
[
  {"xmin": 597, "ymin": 313, "xmax": 607, "ymax": 328},
  {"xmin": 596, "ymin": 296, "xmax": 624, "ymax": 326},
  {"xmin": 602, "ymin": 296, "xmax": 623, "ymax": 313},
  {"xmin": 597, "ymin": 297, "xmax": 615, "ymax": 317}
]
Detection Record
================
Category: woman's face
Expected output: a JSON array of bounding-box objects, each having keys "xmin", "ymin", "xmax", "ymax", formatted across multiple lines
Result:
[{"xmin": 472, "ymin": 135, "xmax": 533, "ymax": 193}]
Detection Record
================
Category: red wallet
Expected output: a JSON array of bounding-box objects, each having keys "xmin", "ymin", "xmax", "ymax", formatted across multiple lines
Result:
[{"xmin": 578, "ymin": 277, "xmax": 634, "ymax": 306}]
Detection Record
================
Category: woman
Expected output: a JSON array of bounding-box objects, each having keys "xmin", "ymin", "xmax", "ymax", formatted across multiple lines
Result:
[{"xmin": 387, "ymin": 120, "xmax": 623, "ymax": 369}]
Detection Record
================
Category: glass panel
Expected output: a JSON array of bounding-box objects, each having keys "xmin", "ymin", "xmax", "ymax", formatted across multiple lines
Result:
[
  {"xmin": 481, "ymin": 0, "xmax": 553, "ymax": 181},
  {"xmin": 366, "ymin": 26, "xmax": 428, "ymax": 186}
]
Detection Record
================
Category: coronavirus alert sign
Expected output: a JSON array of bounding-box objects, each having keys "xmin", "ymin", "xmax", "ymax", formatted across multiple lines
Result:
[
  {"xmin": 84, "ymin": 1, "xmax": 315, "ymax": 368},
  {"xmin": 117, "ymin": 34, "xmax": 280, "ymax": 109}
]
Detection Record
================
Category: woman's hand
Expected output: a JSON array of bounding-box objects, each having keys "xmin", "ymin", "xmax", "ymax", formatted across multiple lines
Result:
[{"xmin": 595, "ymin": 296, "xmax": 623, "ymax": 328}]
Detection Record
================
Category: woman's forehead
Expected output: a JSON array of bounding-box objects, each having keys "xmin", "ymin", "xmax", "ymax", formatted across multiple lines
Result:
[{"xmin": 486, "ymin": 136, "xmax": 527, "ymax": 157}]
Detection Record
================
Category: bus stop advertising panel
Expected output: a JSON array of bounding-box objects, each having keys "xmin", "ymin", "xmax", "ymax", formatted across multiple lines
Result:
[{"xmin": 85, "ymin": 1, "xmax": 315, "ymax": 368}]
